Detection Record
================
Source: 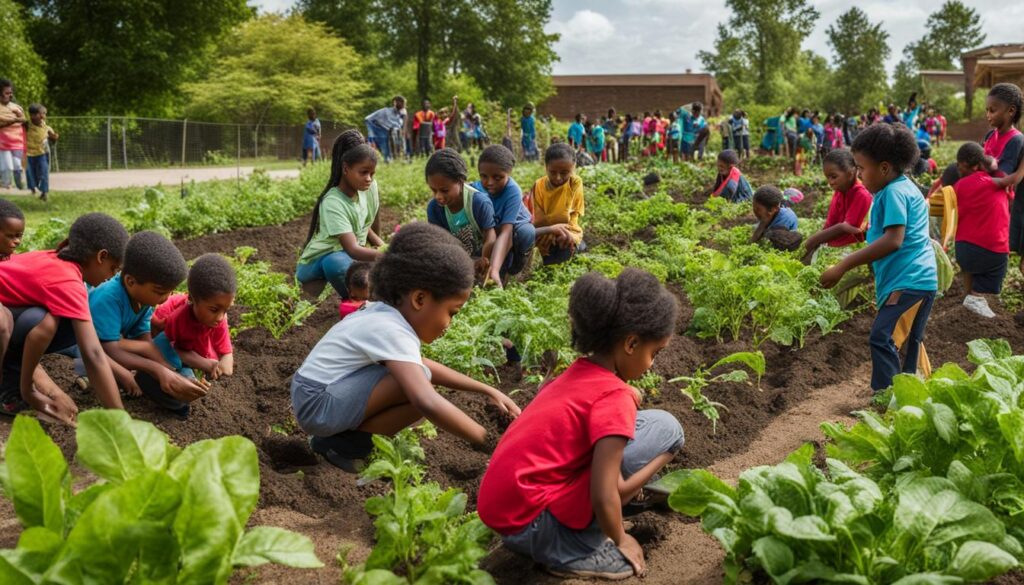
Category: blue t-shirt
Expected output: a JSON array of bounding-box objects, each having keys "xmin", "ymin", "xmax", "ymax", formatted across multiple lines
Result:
[
  {"xmin": 586, "ymin": 125, "xmax": 605, "ymax": 152},
  {"xmin": 767, "ymin": 207, "xmax": 798, "ymax": 231},
  {"xmin": 426, "ymin": 189, "xmax": 497, "ymax": 234},
  {"xmin": 811, "ymin": 123, "xmax": 824, "ymax": 145},
  {"xmin": 568, "ymin": 122, "xmax": 585, "ymax": 145},
  {"xmin": 902, "ymin": 105, "xmax": 922, "ymax": 128},
  {"xmin": 470, "ymin": 177, "xmax": 531, "ymax": 227},
  {"xmin": 521, "ymin": 115, "xmax": 536, "ymax": 139},
  {"xmin": 797, "ymin": 116, "xmax": 812, "ymax": 134},
  {"xmin": 866, "ymin": 175, "xmax": 938, "ymax": 306},
  {"xmin": 88, "ymin": 275, "xmax": 154, "ymax": 343},
  {"xmin": 303, "ymin": 119, "xmax": 321, "ymax": 149}
]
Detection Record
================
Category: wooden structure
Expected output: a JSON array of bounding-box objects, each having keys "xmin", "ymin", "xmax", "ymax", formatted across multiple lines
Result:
[
  {"xmin": 539, "ymin": 72, "xmax": 722, "ymax": 121},
  {"xmin": 962, "ymin": 44, "xmax": 1024, "ymax": 118}
]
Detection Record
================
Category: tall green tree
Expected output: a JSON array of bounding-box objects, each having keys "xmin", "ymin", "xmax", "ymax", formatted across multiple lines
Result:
[
  {"xmin": 16, "ymin": 0, "xmax": 251, "ymax": 115},
  {"xmin": 908, "ymin": 0, "xmax": 985, "ymax": 70},
  {"xmin": 826, "ymin": 8, "xmax": 890, "ymax": 111},
  {"xmin": 183, "ymin": 14, "xmax": 368, "ymax": 128},
  {"xmin": 0, "ymin": 0, "xmax": 46, "ymax": 105}
]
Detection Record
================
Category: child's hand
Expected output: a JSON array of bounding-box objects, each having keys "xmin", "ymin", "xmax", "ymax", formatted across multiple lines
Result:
[
  {"xmin": 28, "ymin": 387, "xmax": 78, "ymax": 427},
  {"xmin": 486, "ymin": 389, "xmax": 521, "ymax": 419},
  {"xmin": 122, "ymin": 375, "xmax": 143, "ymax": 397},
  {"xmin": 819, "ymin": 265, "xmax": 845, "ymax": 289},
  {"xmin": 487, "ymin": 268, "xmax": 504, "ymax": 289},
  {"xmin": 204, "ymin": 358, "xmax": 223, "ymax": 380},
  {"xmin": 474, "ymin": 256, "xmax": 490, "ymax": 280},
  {"xmin": 617, "ymin": 533, "xmax": 646, "ymax": 576},
  {"xmin": 158, "ymin": 369, "xmax": 208, "ymax": 402}
]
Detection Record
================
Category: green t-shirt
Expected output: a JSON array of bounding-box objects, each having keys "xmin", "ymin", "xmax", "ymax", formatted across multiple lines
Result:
[{"xmin": 299, "ymin": 181, "xmax": 380, "ymax": 264}]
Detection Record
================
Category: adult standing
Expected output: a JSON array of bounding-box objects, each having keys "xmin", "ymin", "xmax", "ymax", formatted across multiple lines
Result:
[
  {"xmin": 0, "ymin": 80, "xmax": 26, "ymax": 190},
  {"xmin": 412, "ymin": 98, "xmax": 436, "ymax": 156},
  {"xmin": 364, "ymin": 96, "xmax": 406, "ymax": 163},
  {"xmin": 303, "ymin": 107, "xmax": 322, "ymax": 167}
]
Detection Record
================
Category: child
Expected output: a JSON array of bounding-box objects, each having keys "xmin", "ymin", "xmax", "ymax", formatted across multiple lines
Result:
[
  {"xmin": 297, "ymin": 130, "xmax": 383, "ymax": 298},
  {"xmin": 478, "ymin": 268, "xmax": 684, "ymax": 580},
  {"xmin": 471, "ymin": 145, "xmax": 535, "ymax": 287},
  {"xmin": 338, "ymin": 261, "xmax": 371, "ymax": 319},
  {"xmin": 984, "ymin": 84, "xmax": 1024, "ymax": 274},
  {"xmin": 820, "ymin": 124, "xmax": 937, "ymax": 393},
  {"xmin": 292, "ymin": 222, "xmax": 521, "ymax": 472},
  {"xmin": 718, "ymin": 115, "xmax": 733, "ymax": 152},
  {"xmin": 803, "ymin": 149, "xmax": 872, "ymax": 260},
  {"xmin": 303, "ymin": 108, "xmax": 321, "ymax": 167},
  {"xmin": 711, "ymin": 149, "xmax": 753, "ymax": 202},
  {"xmin": 667, "ymin": 111, "xmax": 681, "ymax": 163},
  {"xmin": 87, "ymin": 231, "xmax": 207, "ymax": 417},
  {"xmin": 521, "ymin": 103, "xmax": 539, "ymax": 162},
  {"xmin": 0, "ymin": 213, "xmax": 128, "ymax": 423},
  {"xmin": 25, "ymin": 104, "xmax": 57, "ymax": 201},
  {"xmin": 751, "ymin": 186, "xmax": 801, "ymax": 251},
  {"xmin": 0, "ymin": 79, "xmax": 26, "ymax": 190},
  {"xmin": 794, "ymin": 127, "xmax": 817, "ymax": 175},
  {"xmin": 0, "ymin": 199, "xmax": 23, "ymax": 261},
  {"xmin": 425, "ymin": 148, "xmax": 497, "ymax": 280},
  {"xmin": 568, "ymin": 114, "xmax": 585, "ymax": 150},
  {"xmin": 953, "ymin": 143, "xmax": 1014, "ymax": 318},
  {"xmin": 531, "ymin": 143, "xmax": 585, "ymax": 266},
  {"xmin": 584, "ymin": 120, "xmax": 605, "ymax": 163},
  {"xmin": 603, "ymin": 110, "xmax": 619, "ymax": 163},
  {"xmin": 152, "ymin": 253, "xmax": 236, "ymax": 387},
  {"xmin": 413, "ymin": 99, "xmax": 436, "ymax": 156}
]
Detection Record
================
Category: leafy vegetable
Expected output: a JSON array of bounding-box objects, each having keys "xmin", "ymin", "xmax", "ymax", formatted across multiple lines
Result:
[{"xmin": 670, "ymin": 351, "xmax": 765, "ymax": 431}]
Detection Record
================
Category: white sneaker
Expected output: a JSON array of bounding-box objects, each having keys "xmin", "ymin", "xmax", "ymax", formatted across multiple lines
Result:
[{"xmin": 964, "ymin": 294, "xmax": 996, "ymax": 318}]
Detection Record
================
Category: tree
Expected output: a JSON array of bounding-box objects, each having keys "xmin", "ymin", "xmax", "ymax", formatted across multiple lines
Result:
[
  {"xmin": 826, "ymin": 8, "xmax": 890, "ymax": 111},
  {"xmin": 184, "ymin": 14, "xmax": 369, "ymax": 129},
  {"xmin": 0, "ymin": 0, "xmax": 46, "ymax": 105},
  {"xmin": 699, "ymin": 25, "xmax": 750, "ymax": 98},
  {"xmin": 909, "ymin": 0, "xmax": 985, "ymax": 70}
]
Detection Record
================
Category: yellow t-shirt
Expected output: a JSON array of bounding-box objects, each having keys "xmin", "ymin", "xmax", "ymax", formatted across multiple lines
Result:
[
  {"xmin": 531, "ymin": 174, "xmax": 585, "ymax": 255},
  {"xmin": 25, "ymin": 122, "xmax": 53, "ymax": 156}
]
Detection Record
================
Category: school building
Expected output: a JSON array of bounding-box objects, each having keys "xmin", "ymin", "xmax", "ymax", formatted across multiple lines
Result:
[{"xmin": 539, "ymin": 72, "xmax": 723, "ymax": 122}]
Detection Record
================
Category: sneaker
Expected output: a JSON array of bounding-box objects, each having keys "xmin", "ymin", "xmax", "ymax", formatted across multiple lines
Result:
[
  {"xmin": 0, "ymin": 390, "xmax": 29, "ymax": 417},
  {"xmin": 547, "ymin": 539, "xmax": 633, "ymax": 580},
  {"xmin": 963, "ymin": 294, "xmax": 996, "ymax": 318},
  {"xmin": 309, "ymin": 432, "xmax": 372, "ymax": 474}
]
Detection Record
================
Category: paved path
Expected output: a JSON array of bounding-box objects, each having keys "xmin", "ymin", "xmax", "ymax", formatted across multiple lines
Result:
[{"xmin": 47, "ymin": 166, "xmax": 301, "ymax": 192}]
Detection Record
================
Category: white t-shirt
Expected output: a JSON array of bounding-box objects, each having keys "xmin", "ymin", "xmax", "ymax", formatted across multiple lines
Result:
[{"xmin": 297, "ymin": 302, "xmax": 430, "ymax": 384}]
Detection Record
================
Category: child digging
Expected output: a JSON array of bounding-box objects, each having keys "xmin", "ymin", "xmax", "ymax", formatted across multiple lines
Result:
[
  {"xmin": 478, "ymin": 268, "xmax": 684, "ymax": 580},
  {"xmin": 802, "ymin": 148, "xmax": 872, "ymax": 262},
  {"xmin": 530, "ymin": 143, "xmax": 586, "ymax": 266},
  {"xmin": 820, "ymin": 123, "xmax": 937, "ymax": 393},
  {"xmin": 0, "ymin": 199, "xmax": 25, "ymax": 392},
  {"xmin": 711, "ymin": 149, "xmax": 753, "ymax": 203},
  {"xmin": 471, "ymin": 145, "xmax": 536, "ymax": 287},
  {"xmin": 425, "ymin": 148, "xmax": 496, "ymax": 282},
  {"xmin": 292, "ymin": 222, "xmax": 521, "ymax": 473},
  {"xmin": 751, "ymin": 185, "xmax": 801, "ymax": 251}
]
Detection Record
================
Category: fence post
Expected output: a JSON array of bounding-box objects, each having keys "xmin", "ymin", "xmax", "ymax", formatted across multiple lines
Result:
[
  {"xmin": 106, "ymin": 116, "xmax": 112, "ymax": 170},
  {"xmin": 181, "ymin": 119, "xmax": 188, "ymax": 166},
  {"xmin": 237, "ymin": 124, "xmax": 241, "ymax": 187},
  {"xmin": 121, "ymin": 118, "xmax": 128, "ymax": 169},
  {"xmin": 254, "ymin": 125, "xmax": 258, "ymax": 159}
]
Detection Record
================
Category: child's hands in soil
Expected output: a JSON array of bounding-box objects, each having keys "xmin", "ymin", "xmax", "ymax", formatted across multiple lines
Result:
[
  {"xmin": 202, "ymin": 358, "xmax": 223, "ymax": 381},
  {"xmin": 617, "ymin": 533, "xmax": 646, "ymax": 576},
  {"xmin": 159, "ymin": 369, "xmax": 208, "ymax": 402},
  {"xmin": 28, "ymin": 386, "xmax": 78, "ymax": 427},
  {"xmin": 486, "ymin": 388, "xmax": 521, "ymax": 419}
]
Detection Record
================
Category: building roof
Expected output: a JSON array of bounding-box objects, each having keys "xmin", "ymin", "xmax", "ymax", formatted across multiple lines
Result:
[
  {"xmin": 552, "ymin": 73, "xmax": 719, "ymax": 88},
  {"xmin": 962, "ymin": 44, "xmax": 1024, "ymax": 59}
]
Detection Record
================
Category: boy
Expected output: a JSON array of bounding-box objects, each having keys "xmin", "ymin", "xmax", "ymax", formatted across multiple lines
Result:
[
  {"xmin": 25, "ymin": 104, "xmax": 58, "ymax": 201},
  {"xmin": 412, "ymin": 98, "xmax": 436, "ymax": 156},
  {"xmin": 86, "ymin": 231, "xmax": 207, "ymax": 417},
  {"xmin": 521, "ymin": 103, "xmax": 538, "ymax": 162}
]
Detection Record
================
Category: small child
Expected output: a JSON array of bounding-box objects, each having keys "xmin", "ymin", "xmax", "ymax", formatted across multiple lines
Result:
[
  {"xmin": 87, "ymin": 231, "xmax": 207, "ymax": 418},
  {"xmin": 0, "ymin": 213, "xmax": 129, "ymax": 422},
  {"xmin": 297, "ymin": 130, "xmax": 383, "ymax": 298},
  {"xmin": 0, "ymin": 199, "xmax": 23, "ymax": 261},
  {"xmin": 478, "ymin": 268, "xmax": 684, "ymax": 580},
  {"xmin": 292, "ymin": 222, "xmax": 521, "ymax": 472},
  {"xmin": 667, "ymin": 112, "xmax": 681, "ymax": 163},
  {"xmin": 820, "ymin": 123, "xmax": 937, "ymax": 393},
  {"xmin": 584, "ymin": 120, "xmax": 605, "ymax": 163},
  {"xmin": 751, "ymin": 186, "xmax": 801, "ymax": 251},
  {"xmin": 152, "ymin": 254, "xmax": 237, "ymax": 390},
  {"xmin": 531, "ymin": 143, "xmax": 585, "ymax": 266},
  {"xmin": 794, "ymin": 127, "xmax": 817, "ymax": 175},
  {"xmin": 470, "ymin": 145, "xmax": 535, "ymax": 287},
  {"xmin": 303, "ymin": 108, "xmax": 321, "ymax": 167},
  {"xmin": 803, "ymin": 149, "xmax": 873, "ymax": 259},
  {"xmin": 25, "ymin": 104, "xmax": 57, "ymax": 201},
  {"xmin": 568, "ymin": 114, "xmax": 585, "ymax": 150},
  {"xmin": 433, "ymin": 97, "xmax": 458, "ymax": 151},
  {"xmin": 953, "ymin": 142, "xmax": 1014, "ymax": 318},
  {"xmin": 339, "ymin": 261, "xmax": 372, "ymax": 319},
  {"xmin": 425, "ymin": 148, "xmax": 497, "ymax": 280},
  {"xmin": 521, "ymin": 103, "xmax": 539, "ymax": 162},
  {"xmin": 712, "ymin": 149, "xmax": 753, "ymax": 202},
  {"xmin": 413, "ymin": 99, "xmax": 436, "ymax": 156}
]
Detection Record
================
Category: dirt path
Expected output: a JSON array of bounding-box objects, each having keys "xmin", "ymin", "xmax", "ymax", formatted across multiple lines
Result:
[{"xmin": 44, "ymin": 166, "xmax": 300, "ymax": 192}]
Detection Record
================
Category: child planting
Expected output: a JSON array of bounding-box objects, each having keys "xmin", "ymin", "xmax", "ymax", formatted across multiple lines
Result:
[
  {"xmin": 530, "ymin": 143, "xmax": 585, "ymax": 266},
  {"xmin": 471, "ymin": 145, "xmax": 536, "ymax": 287},
  {"xmin": 0, "ymin": 199, "xmax": 25, "ymax": 394},
  {"xmin": 424, "ymin": 148, "xmax": 496, "ymax": 281},
  {"xmin": 338, "ymin": 261, "xmax": 371, "ymax": 319},
  {"xmin": 803, "ymin": 149, "xmax": 872, "ymax": 261},
  {"xmin": 751, "ymin": 185, "xmax": 800, "ymax": 251},
  {"xmin": 711, "ymin": 149, "xmax": 753, "ymax": 203}
]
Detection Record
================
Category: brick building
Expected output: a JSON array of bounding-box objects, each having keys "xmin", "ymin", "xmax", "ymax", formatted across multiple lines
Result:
[{"xmin": 539, "ymin": 72, "xmax": 723, "ymax": 121}]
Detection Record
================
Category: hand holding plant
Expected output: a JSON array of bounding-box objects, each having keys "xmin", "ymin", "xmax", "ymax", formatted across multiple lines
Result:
[{"xmin": 819, "ymin": 264, "xmax": 845, "ymax": 289}]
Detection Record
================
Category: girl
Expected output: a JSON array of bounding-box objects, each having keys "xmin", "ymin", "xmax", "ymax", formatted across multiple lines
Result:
[
  {"xmin": 291, "ymin": 222, "xmax": 521, "ymax": 472},
  {"xmin": 424, "ymin": 148, "xmax": 497, "ymax": 280},
  {"xmin": 531, "ymin": 143, "xmax": 585, "ymax": 266},
  {"xmin": 820, "ymin": 124, "xmax": 937, "ymax": 393},
  {"xmin": 471, "ymin": 145, "xmax": 535, "ymax": 287},
  {"xmin": 751, "ymin": 186, "xmax": 800, "ymax": 251},
  {"xmin": 667, "ymin": 111, "xmax": 680, "ymax": 163},
  {"xmin": 0, "ymin": 213, "xmax": 128, "ymax": 423},
  {"xmin": 782, "ymin": 107, "xmax": 799, "ymax": 158},
  {"xmin": 478, "ymin": 268, "xmax": 684, "ymax": 580},
  {"xmin": 711, "ymin": 149, "xmax": 753, "ymax": 203},
  {"xmin": 584, "ymin": 120, "xmax": 605, "ymax": 163},
  {"xmin": 568, "ymin": 114, "xmax": 585, "ymax": 150},
  {"xmin": 296, "ymin": 130, "xmax": 383, "ymax": 299},
  {"xmin": 984, "ymin": 84, "xmax": 1024, "ymax": 273},
  {"xmin": 953, "ymin": 142, "xmax": 1013, "ymax": 318},
  {"xmin": 803, "ymin": 149, "xmax": 872, "ymax": 260},
  {"xmin": 302, "ymin": 108, "xmax": 321, "ymax": 167}
]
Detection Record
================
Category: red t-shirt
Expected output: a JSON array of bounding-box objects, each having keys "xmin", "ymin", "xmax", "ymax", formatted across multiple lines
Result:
[
  {"xmin": 824, "ymin": 182, "xmax": 872, "ymax": 247},
  {"xmin": 955, "ymin": 171, "xmax": 1013, "ymax": 253},
  {"xmin": 477, "ymin": 358, "xmax": 639, "ymax": 535},
  {"xmin": 338, "ymin": 299, "xmax": 365, "ymax": 319},
  {"xmin": 154, "ymin": 293, "xmax": 232, "ymax": 359},
  {"xmin": 0, "ymin": 250, "xmax": 90, "ymax": 320},
  {"xmin": 984, "ymin": 128, "xmax": 1022, "ymax": 162}
]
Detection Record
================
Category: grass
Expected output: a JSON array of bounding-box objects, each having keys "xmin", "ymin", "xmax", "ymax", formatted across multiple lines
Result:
[{"xmin": 1, "ymin": 187, "xmax": 141, "ymax": 227}]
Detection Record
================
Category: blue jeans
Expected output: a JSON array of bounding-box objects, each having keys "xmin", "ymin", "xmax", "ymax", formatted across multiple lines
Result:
[
  {"xmin": 501, "ymin": 222, "xmax": 536, "ymax": 277},
  {"xmin": 26, "ymin": 154, "xmax": 49, "ymax": 193},
  {"xmin": 296, "ymin": 250, "xmax": 355, "ymax": 298},
  {"xmin": 522, "ymin": 136, "xmax": 538, "ymax": 161},
  {"xmin": 870, "ymin": 290, "xmax": 935, "ymax": 392},
  {"xmin": 543, "ymin": 240, "xmax": 586, "ymax": 266},
  {"xmin": 367, "ymin": 123, "xmax": 392, "ymax": 161}
]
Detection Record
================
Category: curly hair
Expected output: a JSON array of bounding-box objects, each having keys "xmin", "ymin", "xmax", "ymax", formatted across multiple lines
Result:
[
  {"xmin": 989, "ymin": 83, "xmax": 1023, "ymax": 125},
  {"xmin": 304, "ymin": 130, "xmax": 378, "ymax": 248},
  {"xmin": 717, "ymin": 149, "xmax": 740, "ymax": 166},
  {"xmin": 851, "ymin": 123, "xmax": 919, "ymax": 173},
  {"xmin": 56, "ymin": 213, "xmax": 129, "ymax": 264},
  {"xmin": 0, "ymin": 199, "xmax": 24, "ymax": 222},
  {"xmin": 823, "ymin": 148, "xmax": 856, "ymax": 172},
  {"xmin": 544, "ymin": 142, "xmax": 576, "ymax": 166},
  {"xmin": 370, "ymin": 222, "xmax": 474, "ymax": 306},
  {"xmin": 956, "ymin": 142, "xmax": 986, "ymax": 168},
  {"xmin": 568, "ymin": 268, "xmax": 678, "ymax": 355},
  {"xmin": 346, "ymin": 260, "xmax": 372, "ymax": 292},
  {"xmin": 478, "ymin": 144, "xmax": 516, "ymax": 172},
  {"xmin": 425, "ymin": 148, "xmax": 468, "ymax": 182},
  {"xmin": 753, "ymin": 185, "xmax": 784, "ymax": 209},
  {"xmin": 122, "ymin": 231, "xmax": 187, "ymax": 288},
  {"xmin": 187, "ymin": 253, "xmax": 237, "ymax": 300}
]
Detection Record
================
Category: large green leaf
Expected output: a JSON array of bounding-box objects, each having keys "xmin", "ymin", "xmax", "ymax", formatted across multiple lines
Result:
[
  {"xmin": 1, "ymin": 416, "xmax": 68, "ymax": 533},
  {"xmin": 76, "ymin": 410, "xmax": 173, "ymax": 483},
  {"xmin": 665, "ymin": 469, "xmax": 738, "ymax": 516},
  {"xmin": 711, "ymin": 351, "xmax": 766, "ymax": 378},
  {"xmin": 924, "ymin": 401, "xmax": 958, "ymax": 444},
  {"xmin": 892, "ymin": 375, "xmax": 930, "ymax": 408},
  {"xmin": 967, "ymin": 339, "xmax": 1012, "ymax": 365},
  {"xmin": 949, "ymin": 540, "xmax": 1017, "ymax": 581},
  {"xmin": 232, "ymin": 526, "xmax": 322, "ymax": 568},
  {"xmin": 997, "ymin": 409, "xmax": 1024, "ymax": 465},
  {"xmin": 751, "ymin": 536, "xmax": 793, "ymax": 578},
  {"xmin": 0, "ymin": 527, "xmax": 64, "ymax": 585}
]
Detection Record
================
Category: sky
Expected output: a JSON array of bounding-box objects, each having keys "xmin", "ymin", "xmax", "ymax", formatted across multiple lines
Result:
[{"xmin": 253, "ymin": 0, "xmax": 1019, "ymax": 77}]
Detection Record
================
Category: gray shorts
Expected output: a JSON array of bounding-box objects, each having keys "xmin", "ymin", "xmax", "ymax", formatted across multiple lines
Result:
[
  {"xmin": 291, "ymin": 364, "xmax": 389, "ymax": 436},
  {"xmin": 502, "ymin": 409, "xmax": 684, "ymax": 567}
]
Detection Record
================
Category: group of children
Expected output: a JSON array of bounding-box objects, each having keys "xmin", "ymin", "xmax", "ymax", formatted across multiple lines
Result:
[
  {"xmin": 560, "ymin": 104, "xmax": 713, "ymax": 165},
  {"xmin": 0, "ymin": 79, "xmax": 58, "ymax": 201}
]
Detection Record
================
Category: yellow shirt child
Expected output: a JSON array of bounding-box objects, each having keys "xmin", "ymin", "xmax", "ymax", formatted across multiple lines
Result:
[{"xmin": 25, "ymin": 122, "xmax": 55, "ymax": 157}]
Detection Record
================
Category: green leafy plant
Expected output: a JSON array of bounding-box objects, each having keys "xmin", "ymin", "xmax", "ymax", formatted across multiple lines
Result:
[
  {"xmin": 670, "ymin": 351, "xmax": 765, "ymax": 431},
  {"xmin": 0, "ymin": 411, "xmax": 322, "ymax": 583},
  {"xmin": 229, "ymin": 246, "xmax": 321, "ymax": 339}
]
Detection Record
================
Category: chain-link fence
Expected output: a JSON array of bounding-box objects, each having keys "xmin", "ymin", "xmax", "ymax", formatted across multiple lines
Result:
[{"xmin": 46, "ymin": 116, "xmax": 352, "ymax": 172}]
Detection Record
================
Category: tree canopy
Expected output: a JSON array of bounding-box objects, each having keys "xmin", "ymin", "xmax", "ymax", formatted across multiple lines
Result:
[
  {"xmin": 0, "ymin": 0, "xmax": 46, "ymax": 105},
  {"xmin": 826, "ymin": 8, "xmax": 890, "ymax": 112}
]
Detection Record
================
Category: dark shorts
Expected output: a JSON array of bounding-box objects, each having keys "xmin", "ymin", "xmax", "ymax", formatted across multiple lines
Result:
[
  {"xmin": 1010, "ymin": 195, "xmax": 1024, "ymax": 255},
  {"xmin": 955, "ymin": 240, "xmax": 1009, "ymax": 294}
]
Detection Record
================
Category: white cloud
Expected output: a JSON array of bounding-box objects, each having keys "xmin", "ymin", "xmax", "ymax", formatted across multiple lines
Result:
[{"xmin": 548, "ymin": 10, "xmax": 616, "ymax": 47}]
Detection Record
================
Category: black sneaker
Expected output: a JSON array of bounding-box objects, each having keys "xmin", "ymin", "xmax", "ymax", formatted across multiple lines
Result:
[
  {"xmin": 547, "ymin": 539, "xmax": 633, "ymax": 580},
  {"xmin": 310, "ymin": 431, "xmax": 373, "ymax": 474}
]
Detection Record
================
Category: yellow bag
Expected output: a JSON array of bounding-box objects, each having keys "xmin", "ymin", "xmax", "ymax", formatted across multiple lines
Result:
[{"xmin": 929, "ymin": 186, "xmax": 957, "ymax": 250}]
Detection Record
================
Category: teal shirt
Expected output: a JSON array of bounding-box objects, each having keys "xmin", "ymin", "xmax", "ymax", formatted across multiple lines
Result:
[
  {"xmin": 866, "ymin": 175, "xmax": 937, "ymax": 306},
  {"xmin": 88, "ymin": 275, "xmax": 153, "ymax": 342}
]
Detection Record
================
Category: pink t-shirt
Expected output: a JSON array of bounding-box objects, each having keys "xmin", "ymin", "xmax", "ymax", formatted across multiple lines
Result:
[
  {"xmin": 824, "ymin": 182, "xmax": 873, "ymax": 247},
  {"xmin": 0, "ymin": 250, "xmax": 90, "ymax": 320},
  {"xmin": 955, "ymin": 170, "xmax": 1013, "ymax": 253},
  {"xmin": 0, "ymin": 102, "xmax": 25, "ymax": 151},
  {"xmin": 154, "ymin": 293, "xmax": 232, "ymax": 359},
  {"xmin": 477, "ymin": 358, "xmax": 638, "ymax": 535},
  {"xmin": 984, "ymin": 128, "xmax": 1023, "ymax": 163}
]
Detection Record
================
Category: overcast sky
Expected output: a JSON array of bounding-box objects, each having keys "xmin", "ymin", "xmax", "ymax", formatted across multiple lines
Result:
[{"xmin": 253, "ymin": 0, "xmax": 1018, "ymax": 77}]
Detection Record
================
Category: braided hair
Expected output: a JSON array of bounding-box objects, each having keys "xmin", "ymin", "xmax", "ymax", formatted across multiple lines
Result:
[
  {"xmin": 425, "ymin": 148, "xmax": 468, "ymax": 182},
  {"xmin": 568, "ymin": 268, "xmax": 678, "ymax": 355},
  {"xmin": 989, "ymin": 83, "xmax": 1023, "ymax": 125},
  {"xmin": 304, "ymin": 129, "xmax": 378, "ymax": 248}
]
